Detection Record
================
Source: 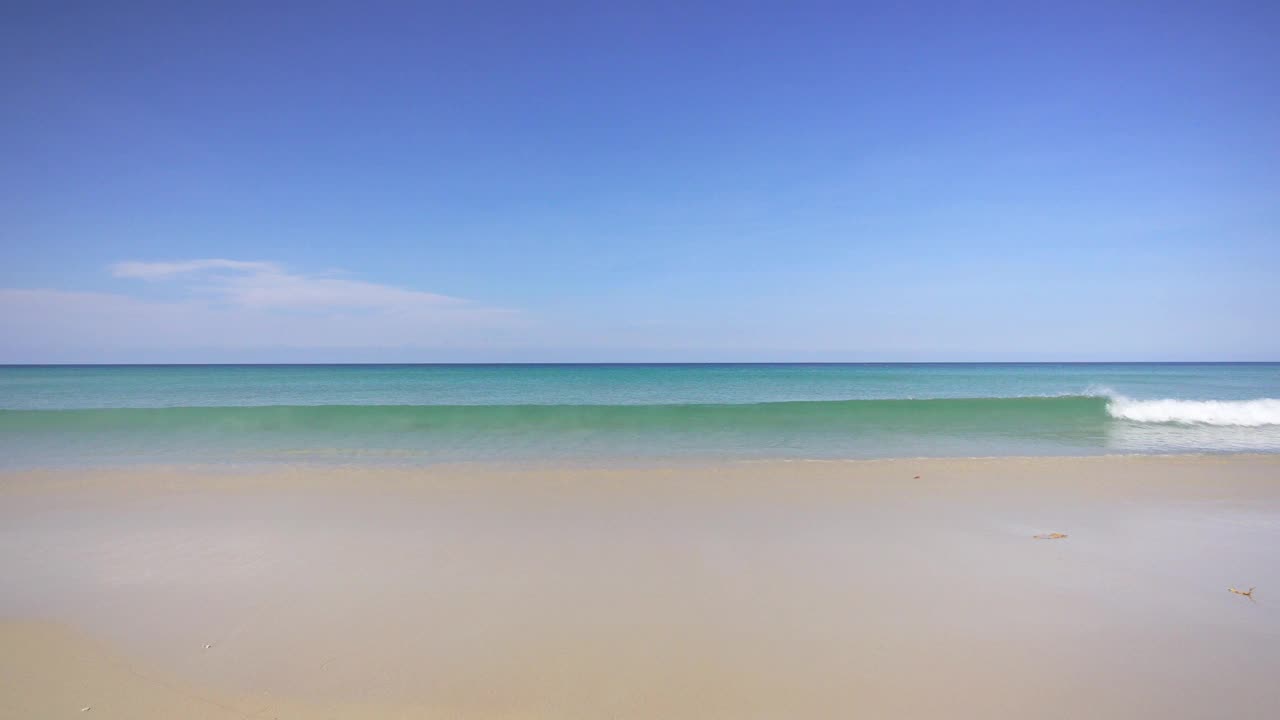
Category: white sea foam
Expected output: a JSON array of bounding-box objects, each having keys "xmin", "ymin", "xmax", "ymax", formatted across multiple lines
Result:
[{"xmin": 1106, "ymin": 395, "xmax": 1280, "ymax": 426}]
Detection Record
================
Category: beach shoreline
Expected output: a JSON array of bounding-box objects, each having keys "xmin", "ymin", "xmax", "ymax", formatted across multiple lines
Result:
[{"xmin": 3, "ymin": 454, "xmax": 1278, "ymax": 718}]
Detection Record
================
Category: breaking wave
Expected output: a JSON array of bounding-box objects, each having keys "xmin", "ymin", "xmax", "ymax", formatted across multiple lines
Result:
[{"xmin": 1106, "ymin": 396, "xmax": 1280, "ymax": 427}]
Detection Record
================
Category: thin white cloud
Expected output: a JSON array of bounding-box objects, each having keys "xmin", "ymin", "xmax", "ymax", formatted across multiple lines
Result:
[
  {"xmin": 0, "ymin": 261, "xmax": 528, "ymax": 360},
  {"xmin": 0, "ymin": 287, "xmax": 522, "ymax": 353},
  {"xmin": 111, "ymin": 259, "xmax": 280, "ymax": 279},
  {"xmin": 218, "ymin": 268, "xmax": 460, "ymax": 311},
  {"xmin": 112, "ymin": 258, "xmax": 461, "ymax": 311}
]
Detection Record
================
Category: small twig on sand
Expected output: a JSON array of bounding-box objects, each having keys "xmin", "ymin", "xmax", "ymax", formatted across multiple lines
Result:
[
  {"xmin": 1033, "ymin": 532, "xmax": 1068, "ymax": 540},
  {"xmin": 1229, "ymin": 587, "xmax": 1255, "ymax": 599}
]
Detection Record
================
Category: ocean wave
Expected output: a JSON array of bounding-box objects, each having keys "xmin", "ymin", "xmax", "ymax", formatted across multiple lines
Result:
[
  {"xmin": 3, "ymin": 395, "xmax": 1277, "ymax": 433},
  {"xmin": 0, "ymin": 396, "xmax": 1108, "ymax": 433},
  {"xmin": 1106, "ymin": 396, "xmax": 1280, "ymax": 426}
]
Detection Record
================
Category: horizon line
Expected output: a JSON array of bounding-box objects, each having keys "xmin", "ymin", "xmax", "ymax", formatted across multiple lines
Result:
[{"xmin": 3, "ymin": 361, "xmax": 1278, "ymax": 367}]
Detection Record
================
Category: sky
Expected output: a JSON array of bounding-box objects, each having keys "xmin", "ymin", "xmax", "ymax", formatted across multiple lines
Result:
[{"xmin": 2, "ymin": 1, "xmax": 1278, "ymax": 362}]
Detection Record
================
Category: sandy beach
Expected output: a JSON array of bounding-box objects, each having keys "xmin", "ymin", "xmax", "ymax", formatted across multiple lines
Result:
[{"xmin": 2, "ymin": 455, "xmax": 1278, "ymax": 718}]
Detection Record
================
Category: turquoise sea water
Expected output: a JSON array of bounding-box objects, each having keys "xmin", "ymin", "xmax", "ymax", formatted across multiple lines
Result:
[{"xmin": 1, "ymin": 364, "xmax": 1279, "ymax": 467}]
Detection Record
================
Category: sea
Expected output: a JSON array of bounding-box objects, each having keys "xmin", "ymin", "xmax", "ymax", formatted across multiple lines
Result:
[{"xmin": 1, "ymin": 363, "xmax": 1278, "ymax": 468}]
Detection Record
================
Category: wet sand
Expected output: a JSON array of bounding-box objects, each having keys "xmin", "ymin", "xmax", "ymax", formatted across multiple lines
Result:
[{"xmin": 2, "ymin": 455, "xmax": 1279, "ymax": 718}]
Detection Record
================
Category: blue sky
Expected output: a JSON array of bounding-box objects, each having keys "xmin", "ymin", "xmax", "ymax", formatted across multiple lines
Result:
[{"xmin": 2, "ymin": 1, "xmax": 1277, "ymax": 362}]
